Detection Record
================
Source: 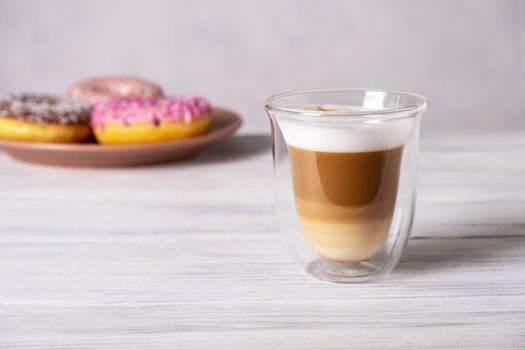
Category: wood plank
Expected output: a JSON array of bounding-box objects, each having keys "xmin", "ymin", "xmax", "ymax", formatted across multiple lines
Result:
[{"xmin": 0, "ymin": 132, "xmax": 524, "ymax": 348}]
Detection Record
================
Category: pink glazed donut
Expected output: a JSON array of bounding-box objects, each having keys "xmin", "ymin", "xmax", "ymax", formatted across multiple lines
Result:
[
  {"xmin": 68, "ymin": 76, "xmax": 164, "ymax": 104},
  {"xmin": 91, "ymin": 96, "xmax": 212, "ymax": 144}
]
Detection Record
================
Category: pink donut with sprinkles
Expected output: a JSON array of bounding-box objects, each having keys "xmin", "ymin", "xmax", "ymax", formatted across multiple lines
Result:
[
  {"xmin": 68, "ymin": 76, "xmax": 164, "ymax": 104},
  {"xmin": 91, "ymin": 96, "xmax": 212, "ymax": 144}
]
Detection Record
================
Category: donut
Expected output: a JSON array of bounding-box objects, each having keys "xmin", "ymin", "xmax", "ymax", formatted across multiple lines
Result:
[
  {"xmin": 0, "ymin": 93, "xmax": 91, "ymax": 143},
  {"xmin": 91, "ymin": 96, "xmax": 212, "ymax": 144},
  {"xmin": 68, "ymin": 76, "xmax": 164, "ymax": 104}
]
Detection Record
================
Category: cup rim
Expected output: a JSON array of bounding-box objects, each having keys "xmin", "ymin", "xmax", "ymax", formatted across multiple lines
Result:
[{"xmin": 265, "ymin": 88, "xmax": 428, "ymax": 122}]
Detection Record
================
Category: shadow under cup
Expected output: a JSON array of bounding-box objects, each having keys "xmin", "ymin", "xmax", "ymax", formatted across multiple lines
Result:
[{"xmin": 266, "ymin": 89, "xmax": 428, "ymax": 283}]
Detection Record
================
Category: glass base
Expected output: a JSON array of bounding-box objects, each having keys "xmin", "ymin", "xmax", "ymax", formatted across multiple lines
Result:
[{"xmin": 306, "ymin": 258, "xmax": 382, "ymax": 283}]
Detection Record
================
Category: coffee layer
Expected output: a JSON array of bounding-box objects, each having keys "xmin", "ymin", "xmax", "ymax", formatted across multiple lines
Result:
[{"xmin": 289, "ymin": 145, "xmax": 403, "ymax": 263}]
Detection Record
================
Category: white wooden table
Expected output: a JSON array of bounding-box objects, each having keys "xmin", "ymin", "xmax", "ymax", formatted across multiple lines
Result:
[{"xmin": 1, "ymin": 132, "xmax": 524, "ymax": 349}]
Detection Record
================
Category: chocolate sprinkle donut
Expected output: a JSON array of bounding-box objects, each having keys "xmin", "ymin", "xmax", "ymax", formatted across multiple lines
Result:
[{"xmin": 0, "ymin": 93, "xmax": 91, "ymax": 125}]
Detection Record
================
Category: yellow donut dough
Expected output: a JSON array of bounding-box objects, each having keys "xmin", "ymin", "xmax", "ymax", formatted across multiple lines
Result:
[
  {"xmin": 93, "ymin": 115, "xmax": 211, "ymax": 144},
  {"xmin": 0, "ymin": 116, "xmax": 91, "ymax": 143}
]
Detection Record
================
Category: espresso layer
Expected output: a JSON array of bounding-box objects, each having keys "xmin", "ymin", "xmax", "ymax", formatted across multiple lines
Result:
[{"xmin": 289, "ymin": 145, "xmax": 403, "ymax": 263}]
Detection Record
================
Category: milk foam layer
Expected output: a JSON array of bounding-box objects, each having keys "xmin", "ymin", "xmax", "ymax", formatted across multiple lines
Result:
[{"xmin": 275, "ymin": 107, "xmax": 415, "ymax": 152}]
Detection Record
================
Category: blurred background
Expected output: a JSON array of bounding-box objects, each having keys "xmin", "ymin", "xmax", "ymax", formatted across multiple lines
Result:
[{"xmin": 0, "ymin": 0, "xmax": 523, "ymax": 135}]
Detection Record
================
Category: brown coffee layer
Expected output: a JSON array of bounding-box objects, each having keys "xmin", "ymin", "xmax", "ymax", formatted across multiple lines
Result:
[{"xmin": 290, "ymin": 145, "xmax": 403, "ymax": 208}]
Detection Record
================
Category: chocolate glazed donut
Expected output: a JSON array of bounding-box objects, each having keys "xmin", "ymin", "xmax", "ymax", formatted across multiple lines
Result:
[{"xmin": 0, "ymin": 93, "xmax": 92, "ymax": 143}]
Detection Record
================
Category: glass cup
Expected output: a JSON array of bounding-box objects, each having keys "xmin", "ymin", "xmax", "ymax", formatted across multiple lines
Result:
[{"xmin": 265, "ymin": 89, "xmax": 428, "ymax": 283}]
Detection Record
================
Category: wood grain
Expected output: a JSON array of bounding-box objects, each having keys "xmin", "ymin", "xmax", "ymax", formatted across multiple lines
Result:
[{"xmin": 0, "ymin": 133, "xmax": 524, "ymax": 349}]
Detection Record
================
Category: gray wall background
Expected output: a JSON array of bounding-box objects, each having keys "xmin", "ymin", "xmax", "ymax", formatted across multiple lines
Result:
[{"xmin": 0, "ymin": 0, "xmax": 523, "ymax": 135}]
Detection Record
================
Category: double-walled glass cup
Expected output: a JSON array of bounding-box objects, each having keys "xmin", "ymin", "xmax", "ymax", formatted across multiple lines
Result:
[{"xmin": 265, "ymin": 89, "xmax": 428, "ymax": 283}]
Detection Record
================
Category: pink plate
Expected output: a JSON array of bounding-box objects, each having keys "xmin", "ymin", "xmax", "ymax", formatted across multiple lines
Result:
[{"xmin": 0, "ymin": 107, "xmax": 242, "ymax": 167}]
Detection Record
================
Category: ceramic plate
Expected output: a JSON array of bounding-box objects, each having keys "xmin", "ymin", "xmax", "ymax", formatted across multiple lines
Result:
[{"xmin": 0, "ymin": 107, "xmax": 242, "ymax": 167}]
